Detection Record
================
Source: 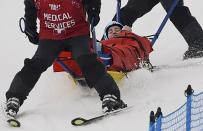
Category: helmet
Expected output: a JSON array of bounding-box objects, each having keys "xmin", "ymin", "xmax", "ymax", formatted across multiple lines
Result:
[{"xmin": 103, "ymin": 21, "xmax": 123, "ymax": 40}]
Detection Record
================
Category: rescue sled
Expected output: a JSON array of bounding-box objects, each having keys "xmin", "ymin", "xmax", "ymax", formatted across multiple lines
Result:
[{"xmin": 53, "ymin": 30, "xmax": 153, "ymax": 87}]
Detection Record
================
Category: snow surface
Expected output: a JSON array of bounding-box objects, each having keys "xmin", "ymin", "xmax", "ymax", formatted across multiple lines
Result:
[{"xmin": 0, "ymin": 0, "xmax": 203, "ymax": 131}]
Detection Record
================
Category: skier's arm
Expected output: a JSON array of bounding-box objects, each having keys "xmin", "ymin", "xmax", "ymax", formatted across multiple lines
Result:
[
  {"xmin": 24, "ymin": 0, "xmax": 38, "ymax": 44},
  {"xmin": 24, "ymin": 0, "xmax": 37, "ymax": 31},
  {"xmin": 113, "ymin": 5, "xmax": 138, "ymax": 27},
  {"xmin": 122, "ymin": 25, "xmax": 132, "ymax": 32}
]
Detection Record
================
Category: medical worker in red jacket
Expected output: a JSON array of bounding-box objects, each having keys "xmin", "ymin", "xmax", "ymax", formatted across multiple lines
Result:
[{"xmin": 5, "ymin": 0, "xmax": 127, "ymax": 119}]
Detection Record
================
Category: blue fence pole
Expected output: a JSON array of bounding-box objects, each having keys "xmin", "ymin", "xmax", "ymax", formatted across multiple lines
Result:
[
  {"xmin": 156, "ymin": 115, "xmax": 162, "ymax": 131},
  {"xmin": 186, "ymin": 95, "xmax": 192, "ymax": 131},
  {"xmin": 151, "ymin": 0, "xmax": 179, "ymax": 46},
  {"xmin": 184, "ymin": 85, "xmax": 194, "ymax": 131},
  {"xmin": 149, "ymin": 111, "xmax": 155, "ymax": 131},
  {"xmin": 155, "ymin": 107, "xmax": 163, "ymax": 131}
]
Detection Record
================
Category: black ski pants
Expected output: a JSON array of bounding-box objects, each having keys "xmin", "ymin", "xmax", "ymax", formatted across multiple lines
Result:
[
  {"xmin": 117, "ymin": 0, "xmax": 195, "ymax": 32},
  {"xmin": 6, "ymin": 35, "xmax": 120, "ymax": 105}
]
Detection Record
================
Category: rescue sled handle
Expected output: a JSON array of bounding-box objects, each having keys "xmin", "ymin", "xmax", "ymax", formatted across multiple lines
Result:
[
  {"xmin": 19, "ymin": 17, "xmax": 36, "ymax": 39},
  {"xmin": 151, "ymin": 0, "xmax": 179, "ymax": 46},
  {"xmin": 91, "ymin": 17, "xmax": 97, "ymax": 54},
  {"xmin": 19, "ymin": 17, "xmax": 25, "ymax": 34},
  {"xmin": 91, "ymin": 0, "xmax": 122, "ymax": 54},
  {"xmin": 116, "ymin": 0, "xmax": 121, "ymax": 23}
]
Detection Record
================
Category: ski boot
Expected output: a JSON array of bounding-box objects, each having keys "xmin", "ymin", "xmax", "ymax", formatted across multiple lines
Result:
[
  {"xmin": 6, "ymin": 97, "xmax": 20, "ymax": 118},
  {"xmin": 181, "ymin": 18, "xmax": 203, "ymax": 59},
  {"xmin": 183, "ymin": 47, "xmax": 203, "ymax": 59},
  {"xmin": 102, "ymin": 94, "xmax": 127, "ymax": 113},
  {"xmin": 5, "ymin": 97, "xmax": 21, "ymax": 127}
]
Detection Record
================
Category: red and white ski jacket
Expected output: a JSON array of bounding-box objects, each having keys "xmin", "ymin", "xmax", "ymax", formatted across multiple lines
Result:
[{"xmin": 33, "ymin": 0, "xmax": 89, "ymax": 40}]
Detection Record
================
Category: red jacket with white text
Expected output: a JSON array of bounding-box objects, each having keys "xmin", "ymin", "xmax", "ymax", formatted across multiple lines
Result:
[{"xmin": 33, "ymin": 0, "xmax": 89, "ymax": 40}]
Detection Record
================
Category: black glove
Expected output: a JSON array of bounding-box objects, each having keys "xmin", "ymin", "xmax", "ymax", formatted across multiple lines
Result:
[
  {"xmin": 24, "ymin": 0, "xmax": 38, "ymax": 45},
  {"xmin": 83, "ymin": 0, "xmax": 101, "ymax": 26},
  {"xmin": 24, "ymin": 24, "xmax": 39, "ymax": 45}
]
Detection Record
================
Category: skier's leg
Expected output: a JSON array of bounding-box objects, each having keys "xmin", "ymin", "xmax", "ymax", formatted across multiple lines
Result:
[
  {"xmin": 161, "ymin": 0, "xmax": 203, "ymax": 59},
  {"xmin": 69, "ymin": 35, "xmax": 126, "ymax": 112},
  {"xmin": 69, "ymin": 35, "xmax": 120, "ymax": 99},
  {"xmin": 113, "ymin": 0, "xmax": 160, "ymax": 27},
  {"xmin": 6, "ymin": 40, "xmax": 64, "ymax": 107}
]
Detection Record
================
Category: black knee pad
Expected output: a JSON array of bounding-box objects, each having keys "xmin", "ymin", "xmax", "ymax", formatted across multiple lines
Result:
[
  {"xmin": 170, "ymin": 6, "xmax": 195, "ymax": 31},
  {"xmin": 76, "ymin": 54, "xmax": 106, "ymax": 87}
]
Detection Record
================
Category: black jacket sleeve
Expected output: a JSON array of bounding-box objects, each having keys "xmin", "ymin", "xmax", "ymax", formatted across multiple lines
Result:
[
  {"xmin": 82, "ymin": 0, "xmax": 101, "ymax": 26},
  {"xmin": 83, "ymin": 0, "xmax": 101, "ymax": 15},
  {"xmin": 113, "ymin": 0, "xmax": 160, "ymax": 27},
  {"xmin": 24, "ymin": 0, "xmax": 39, "ymax": 44},
  {"xmin": 24, "ymin": 0, "xmax": 37, "ymax": 30}
]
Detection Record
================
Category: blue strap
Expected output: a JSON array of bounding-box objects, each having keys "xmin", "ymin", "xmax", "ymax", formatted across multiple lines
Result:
[{"xmin": 98, "ymin": 51, "xmax": 112, "ymax": 67}]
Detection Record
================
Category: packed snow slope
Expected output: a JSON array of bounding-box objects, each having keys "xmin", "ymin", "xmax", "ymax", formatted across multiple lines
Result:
[{"xmin": 0, "ymin": 0, "xmax": 202, "ymax": 131}]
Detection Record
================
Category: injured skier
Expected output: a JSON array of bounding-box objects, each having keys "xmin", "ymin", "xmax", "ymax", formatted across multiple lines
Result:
[
  {"xmin": 53, "ymin": 21, "xmax": 154, "ymax": 79},
  {"xmin": 96, "ymin": 21, "xmax": 154, "ymax": 72}
]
